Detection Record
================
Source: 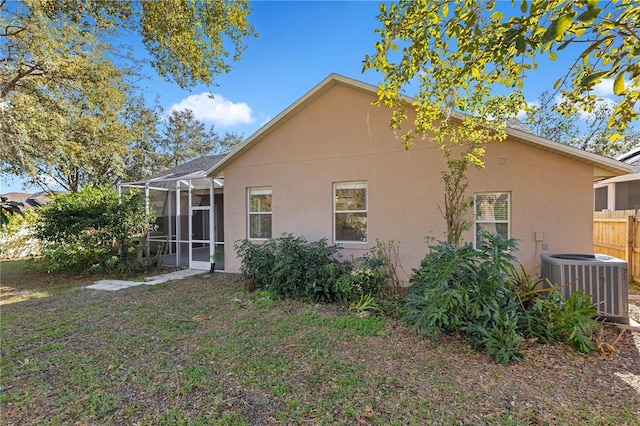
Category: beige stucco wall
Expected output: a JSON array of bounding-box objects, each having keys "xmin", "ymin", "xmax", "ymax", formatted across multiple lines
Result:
[{"xmin": 222, "ymin": 83, "xmax": 594, "ymax": 281}]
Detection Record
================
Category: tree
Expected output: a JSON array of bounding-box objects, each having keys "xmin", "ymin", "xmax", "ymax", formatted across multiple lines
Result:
[
  {"xmin": 1, "ymin": 0, "xmax": 255, "ymax": 99},
  {"xmin": 525, "ymin": 91, "xmax": 639, "ymax": 158},
  {"xmin": 363, "ymin": 0, "xmax": 639, "ymax": 244},
  {"xmin": 364, "ymin": 0, "xmax": 639, "ymax": 140},
  {"xmin": 1, "ymin": 0, "xmax": 254, "ymax": 190},
  {"xmin": 158, "ymin": 109, "xmax": 243, "ymax": 169}
]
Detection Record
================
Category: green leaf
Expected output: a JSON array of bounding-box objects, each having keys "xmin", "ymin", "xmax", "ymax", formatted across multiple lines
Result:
[
  {"xmin": 577, "ymin": 8, "xmax": 601, "ymax": 23},
  {"xmin": 471, "ymin": 67, "xmax": 481, "ymax": 79},
  {"xmin": 542, "ymin": 13, "xmax": 575, "ymax": 43},
  {"xmin": 549, "ymin": 50, "xmax": 557, "ymax": 60},
  {"xmin": 613, "ymin": 71, "xmax": 625, "ymax": 95},
  {"xmin": 515, "ymin": 35, "xmax": 525, "ymax": 52},
  {"xmin": 520, "ymin": 0, "xmax": 527, "ymax": 13},
  {"xmin": 579, "ymin": 71, "xmax": 607, "ymax": 88}
]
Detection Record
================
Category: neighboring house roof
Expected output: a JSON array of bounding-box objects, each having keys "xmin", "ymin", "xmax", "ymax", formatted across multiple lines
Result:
[
  {"xmin": 596, "ymin": 146, "xmax": 640, "ymax": 185},
  {"xmin": 206, "ymin": 73, "xmax": 632, "ymax": 180},
  {"xmin": 0, "ymin": 191, "xmax": 60, "ymax": 210},
  {"xmin": 123, "ymin": 154, "xmax": 227, "ymax": 186},
  {"xmin": 617, "ymin": 146, "xmax": 640, "ymax": 173}
]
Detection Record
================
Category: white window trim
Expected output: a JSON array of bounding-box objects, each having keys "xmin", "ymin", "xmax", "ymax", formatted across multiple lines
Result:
[
  {"xmin": 333, "ymin": 181, "xmax": 368, "ymax": 244},
  {"xmin": 474, "ymin": 191, "xmax": 510, "ymax": 248},
  {"xmin": 248, "ymin": 187, "xmax": 272, "ymax": 240}
]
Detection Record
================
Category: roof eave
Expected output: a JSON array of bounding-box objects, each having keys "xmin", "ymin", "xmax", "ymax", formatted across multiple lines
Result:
[{"xmin": 206, "ymin": 73, "xmax": 633, "ymax": 180}]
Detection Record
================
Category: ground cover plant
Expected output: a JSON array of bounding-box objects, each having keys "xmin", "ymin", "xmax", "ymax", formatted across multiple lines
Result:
[{"xmin": 1, "ymin": 260, "xmax": 639, "ymax": 425}]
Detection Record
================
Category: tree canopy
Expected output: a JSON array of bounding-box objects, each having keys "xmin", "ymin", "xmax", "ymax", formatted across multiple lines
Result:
[
  {"xmin": 525, "ymin": 91, "xmax": 639, "ymax": 158},
  {"xmin": 0, "ymin": 0, "xmax": 254, "ymax": 191},
  {"xmin": 363, "ymin": 0, "xmax": 639, "ymax": 143},
  {"xmin": 157, "ymin": 108, "xmax": 243, "ymax": 169},
  {"xmin": 363, "ymin": 0, "xmax": 639, "ymax": 244}
]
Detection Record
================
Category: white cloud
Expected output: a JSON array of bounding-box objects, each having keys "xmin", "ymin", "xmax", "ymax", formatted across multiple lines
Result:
[
  {"xmin": 169, "ymin": 92, "xmax": 254, "ymax": 127},
  {"xmin": 591, "ymin": 78, "xmax": 618, "ymax": 98}
]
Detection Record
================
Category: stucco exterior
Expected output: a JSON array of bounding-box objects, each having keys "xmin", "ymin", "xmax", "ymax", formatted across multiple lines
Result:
[{"xmin": 210, "ymin": 75, "xmax": 631, "ymax": 281}]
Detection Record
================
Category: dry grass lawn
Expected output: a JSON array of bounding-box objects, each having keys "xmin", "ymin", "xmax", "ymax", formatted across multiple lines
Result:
[{"xmin": 1, "ymin": 259, "xmax": 639, "ymax": 425}]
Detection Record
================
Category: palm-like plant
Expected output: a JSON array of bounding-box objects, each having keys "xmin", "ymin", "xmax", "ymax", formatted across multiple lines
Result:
[{"xmin": 1, "ymin": 196, "xmax": 24, "ymax": 227}]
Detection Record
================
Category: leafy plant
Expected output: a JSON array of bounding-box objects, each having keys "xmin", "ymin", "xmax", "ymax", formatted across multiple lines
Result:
[
  {"xmin": 402, "ymin": 231, "xmax": 599, "ymax": 364},
  {"xmin": 34, "ymin": 185, "xmax": 155, "ymax": 274},
  {"xmin": 349, "ymin": 294, "xmax": 383, "ymax": 315},
  {"xmin": 234, "ymin": 234, "xmax": 350, "ymax": 301},
  {"xmin": 1, "ymin": 196, "xmax": 24, "ymax": 227},
  {"xmin": 532, "ymin": 290, "xmax": 598, "ymax": 353}
]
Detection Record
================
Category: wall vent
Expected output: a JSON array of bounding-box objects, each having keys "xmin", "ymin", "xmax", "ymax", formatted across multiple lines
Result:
[{"xmin": 540, "ymin": 253, "xmax": 629, "ymax": 324}]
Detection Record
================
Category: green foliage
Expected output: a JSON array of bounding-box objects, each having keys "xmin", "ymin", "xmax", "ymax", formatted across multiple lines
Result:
[
  {"xmin": 403, "ymin": 232, "xmax": 599, "ymax": 364},
  {"xmin": 0, "ymin": 209, "xmax": 41, "ymax": 259},
  {"xmin": 525, "ymin": 91, "xmax": 639, "ymax": 157},
  {"xmin": 234, "ymin": 235, "xmax": 391, "ymax": 303},
  {"xmin": 349, "ymin": 294, "xmax": 384, "ymax": 315},
  {"xmin": 157, "ymin": 109, "xmax": 243, "ymax": 170},
  {"xmin": 234, "ymin": 234, "xmax": 349, "ymax": 301},
  {"xmin": 34, "ymin": 185, "xmax": 155, "ymax": 274},
  {"xmin": 364, "ymin": 0, "xmax": 639, "ymax": 143},
  {"xmin": 1, "ymin": 196, "xmax": 24, "ymax": 227},
  {"xmin": 532, "ymin": 290, "xmax": 598, "ymax": 353},
  {"xmin": 1, "ymin": 0, "xmax": 254, "ymax": 191}
]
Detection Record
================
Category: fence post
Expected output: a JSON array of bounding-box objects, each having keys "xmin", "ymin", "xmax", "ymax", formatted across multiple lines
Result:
[{"xmin": 626, "ymin": 215, "xmax": 634, "ymax": 285}]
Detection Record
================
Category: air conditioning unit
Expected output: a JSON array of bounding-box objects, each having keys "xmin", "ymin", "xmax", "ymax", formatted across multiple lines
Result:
[{"xmin": 540, "ymin": 253, "xmax": 629, "ymax": 324}]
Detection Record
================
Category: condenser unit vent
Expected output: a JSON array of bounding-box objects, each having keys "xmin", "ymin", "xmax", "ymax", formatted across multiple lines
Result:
[{"xmin": 540, "ymin": 253, "xmax": 629, "ymax": 324}]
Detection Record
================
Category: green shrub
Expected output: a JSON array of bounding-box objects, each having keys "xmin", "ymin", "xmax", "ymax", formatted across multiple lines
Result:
[
  {"xmin": 34, "ymin": 185, "xmax": 155, "ymax": 274},
  {"xmin": 531, "ymin": 290, "xmax": 598, "ymax": 353},
  {"xmin": 402, "ymin": 232, "xmax": 599, "ymax": 364},
  {"xmin": 234, "ymin": 234, "xmax": 350, "ymax": 301},
  {"xmin": 235, "ymin": 235, "xmax": 392, "ymax": 303}
]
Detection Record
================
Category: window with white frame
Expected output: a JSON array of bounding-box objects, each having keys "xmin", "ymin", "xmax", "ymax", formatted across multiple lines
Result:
[
  {"xmin": 248, "ymin": 187, "xmax": 272, "ymax": 239},
  {"xmin": 474, "ymin": 192, "xmax": 510, "ymax": 247},
  {"xmin": 334, "ymin": 181, "xmax": 367, "ymax": 243}
]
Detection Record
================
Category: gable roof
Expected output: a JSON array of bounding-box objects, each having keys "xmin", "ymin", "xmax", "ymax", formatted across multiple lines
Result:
[{"xmin": 206, "ymin": 74, "xmax": 632, "ymax": 179}]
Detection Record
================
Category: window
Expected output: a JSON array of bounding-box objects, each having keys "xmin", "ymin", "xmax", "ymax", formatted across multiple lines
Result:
[
  {"xmin": 474, "ymin": 192, "xmax": 510, "ymax": 247},
  {"xmin": 334, "ymin": 181, "xmax": 367, "ymax": 243},
  {"xmin": 248, "ymin": 187, "xmax": 272, "ymax": 239}
]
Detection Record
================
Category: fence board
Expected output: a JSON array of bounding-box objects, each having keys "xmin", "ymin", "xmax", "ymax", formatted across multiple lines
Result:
[{"xmin": 593, "ymin": 212, "xmax": 639, "ymax": 285}]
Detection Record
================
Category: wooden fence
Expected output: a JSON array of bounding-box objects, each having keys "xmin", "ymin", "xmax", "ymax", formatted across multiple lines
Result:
[{"xmin": 593, "ymin": 209, "xmax": 640, "ymax": 285}]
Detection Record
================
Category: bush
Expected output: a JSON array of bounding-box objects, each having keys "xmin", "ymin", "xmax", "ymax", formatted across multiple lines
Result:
[
  {"xmin": 0, "ymin": 209, "xmax": 41, "ymax": 259},
  {"xmin": 234, "ymin": 235, "xmax": 391, "ymax": 303},
  {"xmin": 235, "ymin": 234, "xmax": 350, "ymax": 301},
  {"xmin": 402, "ymin": 232, "xmax": 599, "ymax": 364},
  {"xmin": 34, "ymin": 185, "xmax": 155, "ymax": 274}
]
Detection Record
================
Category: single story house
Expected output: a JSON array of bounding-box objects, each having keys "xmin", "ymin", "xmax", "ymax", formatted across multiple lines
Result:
[
  {"xmin": 123, "ymin": 74, "xmax": 632, "ymax": 277},
  {"xmin": 206, "ymin": 74, "xmax": 631, "ymax": 278},
  {"xmin": 594, "ymin": 146, "xmax": 640, "ymax": 211}
]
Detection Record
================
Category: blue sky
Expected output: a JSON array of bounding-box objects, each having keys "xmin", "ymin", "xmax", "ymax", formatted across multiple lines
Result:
[{"xmin": 1, "ymin": 0, "xmax": 632, "ymax": 194}]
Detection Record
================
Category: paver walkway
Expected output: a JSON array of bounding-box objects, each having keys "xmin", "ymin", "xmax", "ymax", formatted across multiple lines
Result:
[{"xmin": 85, "ymin": 269, "xmax": 204, "ymax": 291}]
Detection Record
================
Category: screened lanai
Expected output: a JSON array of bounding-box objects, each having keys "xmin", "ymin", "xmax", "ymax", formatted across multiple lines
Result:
[{"xmin": 119, "ymin": 155, "xmax": 225, "ymax": 270}]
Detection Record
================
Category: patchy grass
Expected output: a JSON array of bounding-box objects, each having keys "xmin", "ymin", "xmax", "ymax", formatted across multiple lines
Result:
[
  {"xmin": 0, "ymin": 258, "xmax": 177, "ymax": 305},
  {"xmin": 1, "ymin": 272, "xmax": 639, "ymax": 425}
]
